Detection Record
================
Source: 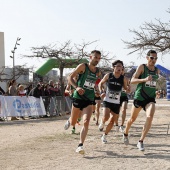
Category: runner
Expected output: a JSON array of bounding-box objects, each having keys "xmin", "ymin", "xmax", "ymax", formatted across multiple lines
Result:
[
  {"xmin": 92, "ymin": 78, "xmax": 102, "ymax": 125},
  {"xmin": 123, "ymin": 50, "xmax": 160, "ymax": 151},
  {"xmin": 118, "ymin": 89, "xmax": 129, "ymax": 132},
  {"xmin": 114, "ymin": 69, "xmax": 129, "ymax": 133},
  {"xmin": 64, "ymin": 50, "xmax": 101, "ymax": 154},
  {"xmin": 98, "ymin": 60, "xmax": 130, "ymax": 143}
]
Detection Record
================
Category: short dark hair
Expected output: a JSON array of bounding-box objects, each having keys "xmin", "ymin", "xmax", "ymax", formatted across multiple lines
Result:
[
  {"xmin": 147, "ymin": 50, "xmax": 157, "ymax": 56},
  {"xmin": 112, "ymin": 60, "xmax": 124, "ymax": 68},
  {"xmin": 91, "ymin": 50, "xmax": 101, "ymax": 55}
]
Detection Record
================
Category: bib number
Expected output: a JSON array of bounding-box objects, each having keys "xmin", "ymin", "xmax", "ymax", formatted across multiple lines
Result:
[
  {"xmin": 108, "ymin": 91, "xmax": 120, "ymax": 100},
  {"xmin": 83, "ymin": 80, "xmax": 95, "ymax": 89},
  {"xmin": 145, "ymin": 81, "xmax": 156, "ymax": 88}
]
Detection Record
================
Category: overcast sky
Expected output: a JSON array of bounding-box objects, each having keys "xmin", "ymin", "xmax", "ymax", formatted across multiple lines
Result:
[{"xmin": 1, "ymin": 0, "xmax": 170, "ymax": 74}]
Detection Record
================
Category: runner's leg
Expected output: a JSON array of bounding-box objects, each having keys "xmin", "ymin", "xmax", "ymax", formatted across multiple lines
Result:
[
  {"xmin": 124, "ymin": 105, "xmax": 141, "ymax": 135},
  {"xmin": 140, "ymin": 102, "xmax": 155, "ymax": 141},
  {"xmin": 79, "ymin": 105, "xmax": 93, "ymax": 144}
]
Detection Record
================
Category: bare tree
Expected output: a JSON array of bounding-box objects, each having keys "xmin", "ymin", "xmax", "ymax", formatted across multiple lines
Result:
[
  {"xmin": 123, "ymin": 9, "xmax": 170, "ymax": 56},
  {"xmin": 156, "ymin": 76, "xmax": 166, "ymax": 90},
  {"xmin": 23, "ymin": 40, "xmax": 113, "ymax": 96},
  {"xmin": 0, "ymin": 65, "xmax": 32, "ymax": 82}
]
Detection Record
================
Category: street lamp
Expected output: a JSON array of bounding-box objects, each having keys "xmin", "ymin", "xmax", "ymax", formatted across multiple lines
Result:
[{"xmin": 10, "ymin": 37, "xmax": 21, "ymax": 79}]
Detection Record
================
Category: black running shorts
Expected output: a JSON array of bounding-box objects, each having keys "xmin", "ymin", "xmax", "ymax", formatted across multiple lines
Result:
[
  {"xmin": 72, "ymin": 98, "xmax": 93, "ymax": 111},
  {"xmin": 120, "ymin": 96, "xmax": 128, "ymax": 107},
  {"xmin": 103, "ymin": 101, "xmax": 121, "ymax": 114},
  {"xmin": 133, "ymin": 98, "xmax": 156, "ymax": 111}
]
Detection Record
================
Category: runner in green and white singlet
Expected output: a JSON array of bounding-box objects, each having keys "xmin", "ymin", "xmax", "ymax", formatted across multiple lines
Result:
[
  {"xmin": 64, "ymin": 50, "xmax": 101, "ymax": 154},
  {"xmin": 123, "ymin": 50, "xmax": 160, "ymax": 151},
  {"xmin": 134, "ymin": 64, "xmax": 159, "ymax": 102},
  {"xmin": 72, "ymin": 63, "xmax": 99, "ymax": 101}
]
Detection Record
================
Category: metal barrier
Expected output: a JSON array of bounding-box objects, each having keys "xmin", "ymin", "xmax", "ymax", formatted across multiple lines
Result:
[
  {"xmin": 65, "ymin": 96, "xmax": 72, "ymax": 113},
  {"xmin": 42, "ymin": 96, "xmax": 71, "ymax": 116}
]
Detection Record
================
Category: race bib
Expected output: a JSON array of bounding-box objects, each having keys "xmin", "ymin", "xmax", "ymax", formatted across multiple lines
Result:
[
  {"xmin": 108, "ymin": 91, "xmax": 121, "ymax": 101},
  {"xmin": 83, "ymin": 79, "xmax": 95, "ymax": 89},
  {"xmin": 145, "ymin": 80, "xmax": 156, "ymax": 88},
  {"xmin": 145, "ymin": 74, "xmax": 158, "ymax": 88}
]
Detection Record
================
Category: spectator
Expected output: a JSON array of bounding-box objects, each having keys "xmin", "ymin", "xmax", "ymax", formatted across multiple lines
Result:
[
  {"xmin": 49, "ymin": 80, "xmax": 56, "ymax": 97},
  {"xmin": 41, "ymin": 84, "xmax": 45, "ymax": 96},
  {"xmin": 0, "ymin": 86, "xmax": 5, "ymax": 95},
  {"xmin": 8, "ymin": 80, "xmax": 19, "ymax": 120},
  {"xmin": 32, "ymin": 84, "xmax": 42, "ymax": 98},
  {"xmin": 17, "ymin": 85, "xmax": 26, "ymax": 96},
  {"xmin": 43, "ymin": 84, "xmax": 51, "ymax": 117},
  {"xmin": 54, "ymin": 82, "xmax": 61, "ymax": 96},
  {"xmin": 48, "ymin": 80, "xmax": 57, "ymax": 117},
  {"xmin": 8, "ymin": 79, "xmax": 17, "ymax": 96},
  {"xmin": 17, "ymin": 85, "xmax": 26, "ymax": 120},
  {"xmin": 156, "ymin": 90, "xmax": 160, "ymax": 99},
  {"xmin": 159, "ymin": 90, "xmax": 163, "ymax": 99},
  {"xmin": 25, "ymin": 84, "xmax": 33, "ymax": 96},
  {"xmin": 162, "ymin": 89, "xmax": 166, "ymax": 98}
]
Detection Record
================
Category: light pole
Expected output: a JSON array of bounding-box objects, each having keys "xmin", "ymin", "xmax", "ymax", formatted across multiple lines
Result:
[{"xmin": 10, "ymin": 37, "xmax": 21, "ymax": 79}]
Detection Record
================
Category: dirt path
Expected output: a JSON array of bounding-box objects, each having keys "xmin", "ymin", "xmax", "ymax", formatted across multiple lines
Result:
[{"xmin": 0, "ymin": 99, "xmax": 169, "ymax": 170}]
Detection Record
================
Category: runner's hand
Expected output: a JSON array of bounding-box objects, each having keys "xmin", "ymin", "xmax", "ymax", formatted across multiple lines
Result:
[
  {"xmin": 145, "ymin": 75, "xmax": 152, "ymax": 82},
  {"xmin": 100, "ymin": 92, "xmax": 106, "ymax": 99},
  {"xmin": 126, "ymin": 85, "xmax": 131, "ymax": 93},
  {"xmin": 76, "ymin": 87, "xmax": 85, "ymax": 95}
]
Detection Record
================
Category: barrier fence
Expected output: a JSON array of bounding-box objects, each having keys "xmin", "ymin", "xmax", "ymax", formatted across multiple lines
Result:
[
  {"xmin": 0, "ymin": 95, "xmax": 72, "ymax": 118},
  {"xmin": 42, "ymin": 96, "xmax": 71, "ymax": 116}
]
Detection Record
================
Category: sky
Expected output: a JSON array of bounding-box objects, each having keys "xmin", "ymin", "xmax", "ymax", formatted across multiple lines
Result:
[{"xmin": 1, "ymin": 0, "xmax": 170, "ymax": 75}]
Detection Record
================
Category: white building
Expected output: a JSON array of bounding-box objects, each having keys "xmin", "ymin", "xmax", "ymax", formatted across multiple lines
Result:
[
  {"xmin": 0, "ymin": 32, "xmax": 7, "ymax": 91},
  {"xmin": 0, "ymin": 32, "xmax": 30, "ymax": 91}
]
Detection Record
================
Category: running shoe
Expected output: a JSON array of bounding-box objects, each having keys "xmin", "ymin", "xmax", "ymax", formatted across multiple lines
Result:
[
  {"xmin": 123, "ymin": 134, "xmax": 129, "ymax": 145},
  {"xmin": 137, "ymin": 141, "xmax": 145, "ymax": 151},
  {"xmin": 64, "ymin": 120, "xmax": 70, "ymax": 130},
  {"xmin": 76, "ymin": 146, "xmax": 85, "ymax": 154},
  {"xmin": 119, "ymin": 126, "xmax": 124, "ymax": 133},
  {"xmin": 101, "ymin": 134, "xmax": 107, "ymax": 144},
  {"xmin": 115, "ymin": 125, "xmax": 119, "ymax": 132},
  {"xmin": 98, "ymin": 123, "xmax": 104, "ymax": 131}
]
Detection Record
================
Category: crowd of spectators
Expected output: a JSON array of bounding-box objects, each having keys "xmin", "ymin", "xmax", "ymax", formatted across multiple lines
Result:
[
  {"xmin": 156, "ymin": 89, "xmax": 166, "ymax": 99},
  {"xmin": 0, "ymin": 79, "xmax": 62, "ymax": 121}
]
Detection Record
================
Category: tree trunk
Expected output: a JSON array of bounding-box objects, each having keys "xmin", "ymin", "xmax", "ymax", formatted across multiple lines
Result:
[
  {"xmin": 59, "ymin": 66, "xmax": 64, "ymax": 96},
  {"xmin": 59, "ymin": 66, "xmax": 65, "ymax": 114}
]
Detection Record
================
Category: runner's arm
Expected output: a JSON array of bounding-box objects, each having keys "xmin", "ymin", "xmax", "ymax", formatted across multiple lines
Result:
[
  {"xmin": 98, "ymin": 73, "xmax": 109, "ymax": 93},
  {"xmin": 123, "ymin": 77, "xmax": 131, "ymax": 93},
  {"xmin": 131, "ymin": 64, "xmax": 152, "ymax": 84},
  {"xmin": 67, "ymin": 63, "xmax": 85, "ymax": 89}
]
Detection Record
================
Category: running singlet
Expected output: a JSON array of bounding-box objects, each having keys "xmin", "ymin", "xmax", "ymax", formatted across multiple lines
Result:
[
  {"xmin": 134, "ymin": 64, "xmax": 159, "ymax": 101},
  {"xmin": 104, "ymin": 73, "xmax": 124, "ymax": 104},
  {"xmin": 73, "ymin": 63, "xmax": 99, "ymax": 101}
]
